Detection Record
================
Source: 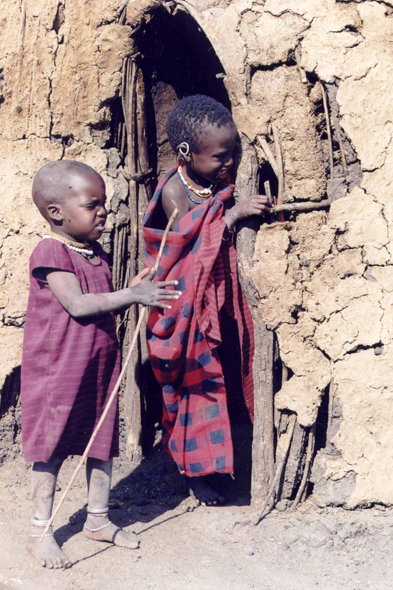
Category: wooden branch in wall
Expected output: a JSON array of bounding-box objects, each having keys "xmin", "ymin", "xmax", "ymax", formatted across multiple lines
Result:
[
  {"xmin": 264, "ymin": 181, "xmax": 272, "ymax": 204},
  {"xmin": 136, "ymin": 69, "xmax": 152, "ymax": 205},
  {"xmin": 123, "ymin": 57, "xmax": 142, "ymax": 462},
  {"xmin": 273, "ymin": 200, "xmax": 330, "ymax": 214},
  {"xmin": 135, "ymin": 67, "xmax": 153, "ymax": 418},
  {"xmin": 117, "ymin": 0, "xmax": 130, "ymax": 14},
  {"xmin": 291, "ymin": 422, "xmax": 316, "ymax": 509},
  {"xmin": 337, "ymin": 132, "xmax": 347, "ymax": 175},
  {"xmin": 253, "ymin": 413, "xmax": 297, "ymax": 526},
  {"xmin": 271, "ymin": 124, "xmax": 285, "ymax": 206},
  {"xmin": 257, "ymin": 136, "xmax": 279, "ymax": 177},
  {"xmin": 320, "ymin": 82, "xmax": 334, "ymax": 185},
  {"xmin": 251, "ymin": 322, "xmax": 275, "ymax": 507},
  {"xmin": 234, "ymin": 145, "xmax": 276, "ymax": 505}
]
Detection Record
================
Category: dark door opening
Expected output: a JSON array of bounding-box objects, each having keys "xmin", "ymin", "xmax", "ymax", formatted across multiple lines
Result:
[{"xmin": 134, "ymin": 6, "xmax": 231, "ymax": 184}]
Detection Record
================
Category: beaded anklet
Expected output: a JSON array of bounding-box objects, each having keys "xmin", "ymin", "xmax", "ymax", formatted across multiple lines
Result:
[
  {"xmin": 84, "ymin": 506, "xmax": 112, "ymax": 533},
  {"xmin": 30, "ymin": 517, "xmax": 54, "ymax": 538}
]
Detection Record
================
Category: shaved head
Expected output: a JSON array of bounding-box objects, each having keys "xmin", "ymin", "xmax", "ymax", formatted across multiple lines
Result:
[{"xmin": 32, "ymin": 160, "xmax": 104, "ymax": 220}]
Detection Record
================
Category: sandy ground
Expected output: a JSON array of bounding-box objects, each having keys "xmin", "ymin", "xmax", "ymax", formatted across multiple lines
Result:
[{"xmin": 0, "ymin": 446, "xmax": 392, "ymax": 590}]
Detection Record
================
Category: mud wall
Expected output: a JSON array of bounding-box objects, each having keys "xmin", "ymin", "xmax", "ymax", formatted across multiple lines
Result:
[{"xmin": 1, "ymin": 0, "xmax": 392, "ymax": 507}]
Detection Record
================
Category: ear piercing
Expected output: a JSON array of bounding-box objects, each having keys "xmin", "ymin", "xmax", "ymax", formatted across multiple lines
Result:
[{"xmin": 177, "ymin": 142, "xmax": 190, "ymax": 157}]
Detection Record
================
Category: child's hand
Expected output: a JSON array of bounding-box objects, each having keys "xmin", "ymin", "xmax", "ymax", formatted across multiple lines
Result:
[
  {"xmin": 129, "ymin": 267, "xmax": 150, "ymax": 287},
  {"xmin": 130, "ymin": 271, "xmax": 181, "ymax": 309},
  {"xmin": 225, "ymin": 195, "xmax": 274, "ymax": 230}
]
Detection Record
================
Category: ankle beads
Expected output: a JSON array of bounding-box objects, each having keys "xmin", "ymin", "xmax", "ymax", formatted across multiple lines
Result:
[
  {"xmin": 31, "ymin": 517, "xmax": 54, "ymax": 537},
  {"xmin": 84, "ymin": 506, "xmax": 111, "ymax": 533},
  {"xmin": 87, "ymin": 506, "xmax": 109, "ymax": 515}
]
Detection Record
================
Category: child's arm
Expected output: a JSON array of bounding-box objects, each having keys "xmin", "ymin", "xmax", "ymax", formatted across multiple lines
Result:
[
  {"xmin": 46, "ymin": 268, "xmax": 180, "ymax": 318},
  {"xmin": 224, "ymin": 195, "xmax": 274, "ymax": 230},
  {"xmin": 161, "ymin": 178, "xmax": 190, "ymax": 230}
]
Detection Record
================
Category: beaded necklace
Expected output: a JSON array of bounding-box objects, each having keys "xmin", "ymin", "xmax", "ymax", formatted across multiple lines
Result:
[
  {"xmin": 177, "ymin": 169, "xmax": 214, "ymax": 205},
  {"xmin": 43, "ymin": 232, "xmax": 95, "ymax": 257},
  {"xmin": 178, "ymin": 164, "xmax": 216, "ymax": 198}
]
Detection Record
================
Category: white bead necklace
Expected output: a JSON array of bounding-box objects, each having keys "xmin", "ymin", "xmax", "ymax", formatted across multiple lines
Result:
[
  {"xmin": 178, "ymin": 164, "xmax": 215, "ymax": 197},
  {"xmin": 43, "ymin": 234, "xmax": 94, "ymax": 256}
]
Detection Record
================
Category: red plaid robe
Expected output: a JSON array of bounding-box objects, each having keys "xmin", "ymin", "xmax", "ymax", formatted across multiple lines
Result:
[{"xmin": 143, "ymin": 166, "xmax": 254, "ymax": 477}]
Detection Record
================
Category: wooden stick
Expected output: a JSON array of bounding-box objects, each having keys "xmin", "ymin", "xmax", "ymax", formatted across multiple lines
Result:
[
  {"xmin": 117, "ymin": 0, "xmax": 130, "ymax": 14},
  {"xmin": 337, "ymin": 132, "xmax": 347, "ymax": 175},
  {"xmin": 257, "ymin": 136, "xmax": 279, "ymax": 177},
  {"xmin": 40, "ymin": 206, "xmax": 179, "ymax": 540},
  {"xmin": 251, "ymin": 323, "xmax": 275, "ymax": 506},
  {"xmin": 272, "ymin": 124, "xmax": 285, "ymax": 206},
  {"xmin": 321, "ymin": 82, "xmax": 334, "ymax": 184},
  {"xmin": 126, "ymin": 58, "xmax": 138, "ymax": 284},
  {"xmin": 253, "ymin": 413, "xmax": 297, "ymax": 526},
  {"xmin": 123, "ymin": 58, "xmax": 141, "ymax": 460},
  {"xmin": 264, "ymin": 180, "xmax": 272, "ymax": 205},
  {"xmin": 291, "ymin": 422, "xmax": 316, "ymax": 509},
  {"xmin": 273, "ymin": 200, "xmax": 330, "ymax": 214}
]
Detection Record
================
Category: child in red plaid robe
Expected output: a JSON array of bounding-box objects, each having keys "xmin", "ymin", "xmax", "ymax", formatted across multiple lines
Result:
[{"xmin": 143, "ymin": 95, "xmax": 273, "ymax": 505}]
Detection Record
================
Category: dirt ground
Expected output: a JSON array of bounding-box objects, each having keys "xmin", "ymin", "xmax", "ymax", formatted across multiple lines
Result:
[{"xmin": 0, "ymin": 442, "xmax": 392, "ymax": 590}]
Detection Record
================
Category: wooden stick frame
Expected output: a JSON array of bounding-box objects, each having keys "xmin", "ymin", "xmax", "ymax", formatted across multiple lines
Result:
[
  {"xmin": 253, "ymin": 413, "xmax": 297, "ymax": 526},
  {"xmin": 40, "ymin": 206, "xmax": 179, "ymax": 541}
]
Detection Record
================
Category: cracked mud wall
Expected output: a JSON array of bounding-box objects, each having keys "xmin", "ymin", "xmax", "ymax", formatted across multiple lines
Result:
[{"xmin": 1, "ymin": 0, "xmax": 393, "ymax": 506}]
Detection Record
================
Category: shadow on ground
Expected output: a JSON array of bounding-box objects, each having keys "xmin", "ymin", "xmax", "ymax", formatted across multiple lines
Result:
[{"xmin": 54, "ymin": 413, "xmax": 253, "ymax": 551}]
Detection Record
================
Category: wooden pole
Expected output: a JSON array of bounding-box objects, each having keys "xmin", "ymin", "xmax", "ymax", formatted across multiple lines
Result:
[
  {"xmin": 40, "ymin": 206, "xmax": 179, "ymax": 540},
  {"xmin": 135, "ymin": 67, "xmax": 153, "ymax": 445},
  {"xmin": 251, "ymin": 322, "xmax": 275, "ymax": 504},
  {"xmin": 274, "ymin": 200, "xmax": 330, "ymax": 214},
  {"xmin": 271, "ymin": 124, "xmax": 285, "ymax": 206},
  {"xmin": 291, "ymin": 422, "xmax": 316, "ymax": 509},
  {"xmin": 264, "ymin": 180, "xmax": 272, "ymax": 205},
  {"xmin": 234, "ymin": 144, "xmax": 276, "ymax": 505},
  {"xmin": 257, "ymin": 137, "xmax": 279, "ymax": 177},
  {"xmin": 253, "ymin": 413, "xmax": 297, "ymax": 526},
  {"xmin": 123, "ymin": 57, "xmax": 142, "ymax": 461}
]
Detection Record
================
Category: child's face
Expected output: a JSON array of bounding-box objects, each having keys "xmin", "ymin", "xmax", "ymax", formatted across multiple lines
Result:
[
  {"xmin": 52, "ymin": 173, "xmax": 107, "ymax": 242},
  {"xmin": 189, "ymin": 124, "xmax": 238, "ymax": 185}
]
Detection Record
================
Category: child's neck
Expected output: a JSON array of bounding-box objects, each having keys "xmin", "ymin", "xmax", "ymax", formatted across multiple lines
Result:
[
  {"xmin": 48, "ymin": 226, "xmax": 89, "ymax": 246},
  {"xmin": 181, "ymin": 163, "xmax": 212, "ymax": 190}
]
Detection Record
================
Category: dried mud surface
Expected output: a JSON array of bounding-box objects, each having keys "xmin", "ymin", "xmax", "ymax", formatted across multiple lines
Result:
[
  {"xmin": 0, "ymin": 448, "xmax": 392, "ymax": 590},
  {"xmin": 1, "ymin": 0, "xmax": 393, "ymax": 510}
]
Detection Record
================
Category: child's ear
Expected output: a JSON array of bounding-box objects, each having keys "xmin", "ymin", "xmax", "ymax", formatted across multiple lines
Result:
[
  {"xmin": 177, "ymin": 142, "xmax": 191, "ymax": 163},
  {"xmin": 47, "ymin": 203, "xmax": 63, "ymax": 222}
]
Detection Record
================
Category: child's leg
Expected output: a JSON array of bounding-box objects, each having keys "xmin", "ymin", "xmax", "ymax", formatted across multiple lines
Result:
[
  {"xmin": 83, "ymin": 457, "xmax": 139, "ymax": 549},
  {"xmin": 27, "ymin": 458, "xmax": 71, "ymax": 569}
]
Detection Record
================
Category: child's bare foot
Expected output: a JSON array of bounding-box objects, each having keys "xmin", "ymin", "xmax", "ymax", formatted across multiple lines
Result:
[
  {"xmin": 188, "ymin": 476, "xmax": 226, "ymax": 506},
  {"xmin": 27, "ymin": 526, "xmax": 71, "ymax": 569},
  {"xmin": 83, "ymin": 515, "xmax": 139, "ymax": 549}
]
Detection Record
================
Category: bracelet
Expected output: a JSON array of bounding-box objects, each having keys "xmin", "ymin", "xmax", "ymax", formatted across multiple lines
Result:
[{"xmin": 222, "ymin": 227, "xmax": 235, "ymax": 242}]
